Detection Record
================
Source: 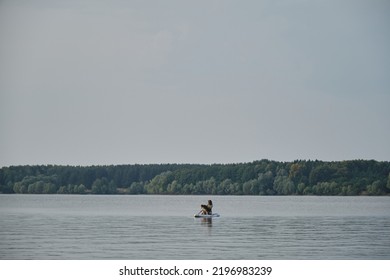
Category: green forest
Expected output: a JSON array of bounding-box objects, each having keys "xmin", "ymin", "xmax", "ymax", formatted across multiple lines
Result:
[{"xmin": 1, "ymin": 160, "xmax": 390, "ymax": 195}]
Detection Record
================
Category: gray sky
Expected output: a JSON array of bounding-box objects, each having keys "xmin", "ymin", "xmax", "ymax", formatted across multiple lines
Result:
[{"xmin": 1, "ymin": 0, "xmax": 389, "ymax": 166}]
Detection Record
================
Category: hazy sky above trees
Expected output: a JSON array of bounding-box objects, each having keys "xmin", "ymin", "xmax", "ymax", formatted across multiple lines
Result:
[{"xmin": 0, "ymin": 0, "xmax": 389, "ymax": 166}]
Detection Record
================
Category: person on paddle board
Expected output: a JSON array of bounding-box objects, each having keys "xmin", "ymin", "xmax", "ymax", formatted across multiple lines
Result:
[{"xmin": 201, "ymin": 200, "xmax": 213, "ymax": 215}]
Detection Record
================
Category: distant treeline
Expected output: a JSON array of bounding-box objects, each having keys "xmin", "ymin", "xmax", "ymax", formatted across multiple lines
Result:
[{"xmin": 1, "ymin": 160, "xmax": 390, "ymax": 195}]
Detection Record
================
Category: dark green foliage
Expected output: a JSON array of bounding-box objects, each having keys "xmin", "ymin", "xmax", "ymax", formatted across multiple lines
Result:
[{"xmin": 1, "ymin": 160, "xmax": 389, "ymax": 195}]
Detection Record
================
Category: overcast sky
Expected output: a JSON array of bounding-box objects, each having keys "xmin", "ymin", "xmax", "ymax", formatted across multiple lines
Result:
[{"xmin": 0, "ymin": 0, "xmax": 389, "ymax": 167}]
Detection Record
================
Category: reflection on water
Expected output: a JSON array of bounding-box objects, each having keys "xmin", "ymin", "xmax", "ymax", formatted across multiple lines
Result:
[
  {"xmin": 200, "ymin": 218, "xmax": 213, "ymax": 227},
  {"xmin": 199, "ymin": 218, "xmax": 213, "ymax": 237},
  {"xmin": 1, "ymin": 195, "xmax": 390, "ymax": 259}
]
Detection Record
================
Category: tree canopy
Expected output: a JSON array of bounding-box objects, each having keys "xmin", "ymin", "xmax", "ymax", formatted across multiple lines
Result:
[{"xmin": 1, "ymin": 160, "xmax": 389, "ymax": 195}]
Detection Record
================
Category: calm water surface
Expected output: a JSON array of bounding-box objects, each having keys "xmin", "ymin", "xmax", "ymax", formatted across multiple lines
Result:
[{"xmin": 0, "ymin": 195, "xmax": 389, "ymax": 259}]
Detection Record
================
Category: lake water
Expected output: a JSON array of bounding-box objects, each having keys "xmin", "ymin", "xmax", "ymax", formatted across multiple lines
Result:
[{"xmin": 0, "ymin": 195, "xmax": 389, "ymax": 259}]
